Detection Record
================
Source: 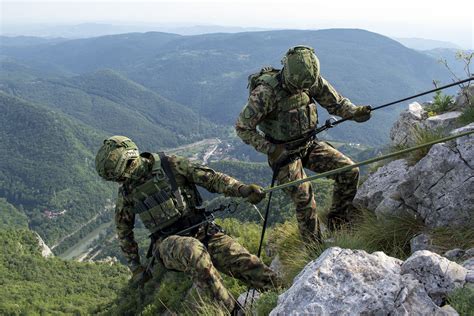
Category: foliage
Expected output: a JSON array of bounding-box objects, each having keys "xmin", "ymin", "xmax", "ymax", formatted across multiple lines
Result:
[
  {"xmin": 458, "ymin": 102, "xmax": 474, "ymax": 124},
  {"xmin": 425, "ymin": 91, "xmax": 454, "ymax": 114},
  {"xmin": 392, "ymin": 126, "xmax": 447, "ymax": 165},
  {"xmin": 0, "ymin": 229, "xmax": 129, "ymax": 315},
  {"xmin": 431, "ymin": 223, "xmax": 474, "ymax": 253},
  {"xmin": 0, "ymin": 92, "xmax": 116, "ymax": 246},
  {"xmin": 254, "ymin": 290, "xmax": 282, "ymax": 316},
  {"xmin": 269, "ymin": 209, "xmax": 426, "ymax": 283},
  {"xmin": 0, "ymin": 198, "xmax": 28, "ymax": 229},
  {"xmin": 2, "ymin": 29, "xmax": 454, "ymax": 146},
  {"xmin": 447, "ymin": 287, "xmax": 474, "ymax": 316}
]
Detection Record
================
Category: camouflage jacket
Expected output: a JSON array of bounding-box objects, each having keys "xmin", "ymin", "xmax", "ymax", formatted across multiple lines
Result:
[
  {"xmin": 115, "ymin": 154, "xmax": 244, "ymax": 271},
  {"xmin": 235, "ymin": 75, "xmax": 358, "ymax": 154}
]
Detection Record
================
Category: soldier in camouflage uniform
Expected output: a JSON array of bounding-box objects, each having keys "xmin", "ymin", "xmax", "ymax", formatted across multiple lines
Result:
[
  {"xmin": 235, "ymin": 46, "xmax": 372, "ymax": 240},
  {"xmin": 95, "ymin": 136, "xmax": 280, "ymax": 312}
]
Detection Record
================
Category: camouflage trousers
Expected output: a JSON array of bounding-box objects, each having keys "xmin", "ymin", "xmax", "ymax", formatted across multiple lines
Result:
[
  {"xmin": 269, "ymin": 140, "xmax": 360, "ymax": 240},
  {"xmin": 157, "ymin": 225, "xmax": 279, "ymax": 311}
]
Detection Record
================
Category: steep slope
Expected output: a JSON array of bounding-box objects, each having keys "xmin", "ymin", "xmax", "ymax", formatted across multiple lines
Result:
[
  {"xmin": 0, "ymin": 198, "xmax": 28, "ymax": 229},
  {"xmin": 0, "ymin": 229, "xmax": 128, "ymax": 314},
  {"xmin": 0, "ymin": 68, "xmax": 217, "ymax": 151},
  {"xmin": 1, "ymin": 29, "xmax": 452, "ymax": 145},
  {"xmin": 0, "ymin": 92, "xmax": 113, "ymax": 245}
]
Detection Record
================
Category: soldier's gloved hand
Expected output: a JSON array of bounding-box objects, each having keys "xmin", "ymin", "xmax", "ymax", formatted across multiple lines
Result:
[
  {"xmin": 239, "ymin": 184, "xmax": 266, "ymax": 204},
  {"xmin": 353, "ymin": 105, "xmax": 372, "ymax": 123},
  {"xmin": 268, "ymin": 144, "xmax": 288, "ymax": 164}
]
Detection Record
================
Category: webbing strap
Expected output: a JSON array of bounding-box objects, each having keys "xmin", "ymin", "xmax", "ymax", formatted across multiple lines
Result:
[{"xmin": 158, "ymin": 152, "xmax": 185, "ymax": 210}]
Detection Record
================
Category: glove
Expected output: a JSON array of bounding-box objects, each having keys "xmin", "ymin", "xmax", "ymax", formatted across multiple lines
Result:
[
  {"xmin": 239, "ymin": 184, "xmax": 266, "ymax": 204},
  {"xmin": 268, "ymin": 144, "xmax": 288, "ymax": 164},
  {"xmin": 352, "ymin": 105, "xmax": 372, "ymax": 123},
  {"xmin": 130, "ymin": 265, "xmax": 151, "ymax": 287}
]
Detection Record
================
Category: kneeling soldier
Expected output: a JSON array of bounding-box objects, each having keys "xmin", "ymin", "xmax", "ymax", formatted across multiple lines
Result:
[{"xmin": 95, "ymin": 136, "xmax": 280, "ymax": 311}]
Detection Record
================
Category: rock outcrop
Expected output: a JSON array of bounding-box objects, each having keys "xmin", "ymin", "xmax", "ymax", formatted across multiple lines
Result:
[
  {"xmin": 389, "ymin": 101, "xmax": 464, "ymax": 148},
  {"xmin": 270, "ymin": 248, "xmax": 465, "ymax": 315},
  {"xmin": 390, "ymin": 102, "xmax": 427, "ymax": 147},
  {"xmin": 355, "ymin": 123, "xmax": 474, "ymax": 229},
  {"xmin": 34, "ymin": 232, "xmax": 53, "ymax": 258}
]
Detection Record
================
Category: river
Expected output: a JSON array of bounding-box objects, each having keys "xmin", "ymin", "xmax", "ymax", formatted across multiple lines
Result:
[{"xmin": 60, "ymin": 221, "xmax": 112, "ymax": 260}]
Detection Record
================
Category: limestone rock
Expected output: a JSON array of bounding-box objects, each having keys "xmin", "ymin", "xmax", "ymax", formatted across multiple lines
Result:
[
  {"xmin": 398, "ymin": 124, "xmax": 474, "ymax": 228},
  {"xmin": 269, "ymin": 255, "xmax": 284, "ymax": 279},
  {"xmin": 390, "ymin": 102, "xmax": 427, "ymax": 147},
  {"xmin": 270, "ymin": 248, "xmax": 455, "ymax": 315},
  {"xmin": 353, "ymin": 159, "xmax": 410, "ymax": 216},
  {"xmin": 464, "ymin": 248, "xmax": 474, "ymax": 258},
  {"xmin": 443, "ymin": 249, "xmax": 465, "ymax": 261},
  {"xmin": 34, "ymin": 232, "xmax": 53, "ymax": 258},
  {"xmin": 462, "ymin": 257, "xmax": 474, "ymax": 284},
  {"xmin": 410, "ymin": 233, "xmax": 435, "ymax": 253},
  {"xmin": 401, "ymin": 251, "xmax": 467, "ymax": 305},
  {"xmin": 424, "ymin": 111, "xmax": 462, "ymax": 131}
]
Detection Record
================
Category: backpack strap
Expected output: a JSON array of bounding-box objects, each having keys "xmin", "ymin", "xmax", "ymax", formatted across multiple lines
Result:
[{"xmin": 158, "ymin": 152, "xmax": 185, "ymax": 211}]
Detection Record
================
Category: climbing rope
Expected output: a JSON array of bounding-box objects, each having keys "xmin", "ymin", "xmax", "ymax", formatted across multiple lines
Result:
[{"xmin": 264, "ymin": 130, "xmax": 473, "ymax": 193}]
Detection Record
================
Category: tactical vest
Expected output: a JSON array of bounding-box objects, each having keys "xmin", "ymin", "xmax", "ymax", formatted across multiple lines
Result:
[
  {"xmin": 126, "ymin": 153, "xmax": 201, "ymax": 234},
  {"xmin": 249, "ymin": 68, "xmax": 318, "ymax": 142}
]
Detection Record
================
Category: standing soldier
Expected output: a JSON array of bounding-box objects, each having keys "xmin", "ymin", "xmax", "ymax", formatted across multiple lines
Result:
[
  {"xmin": 235, "ymin": 46, "xmax": 371, "ymax": 241},
  {"xmin": 95, "ymin": 136, "xmax": 280, "ymax": 312}
]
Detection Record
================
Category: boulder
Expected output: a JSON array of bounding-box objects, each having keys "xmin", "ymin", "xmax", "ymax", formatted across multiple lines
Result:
[
  {"xmin": 398, "ymin": 124, "xmax": 474, "ymax": 228},
  {"xmin": 353, "ymin": 159, "xmax": 410, "ymax": 217},
  {"xmin": 443, "ymin": 249, "xmax": 465, "ymax": 261},
  {"xmin": 270, "ymin": 248, "xmax": 458, "ymax": 315},
  {"xmin": 462, "ymin": 258, "xmax": 474, "ymax": 284},
  {"xmin": 390, "ymin": 102, "xmax": 427, "ymax": 147},
  {"xmin": 410, "ymin": 233, "xmax": 436, "ymax": 253},
  {"xmin": 424, "ymin": 111, "xmax": 462, "ymax": 131},
  {"xmin": 401, "ymin": 250, "xmax": 466, "ymax": 305}
]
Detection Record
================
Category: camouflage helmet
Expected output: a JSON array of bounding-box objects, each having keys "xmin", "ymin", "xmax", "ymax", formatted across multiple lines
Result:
[
  {"xmin": 281, "ymin": 45, "xmax": 320, "ymax": 91},
  {"xmin": 95, "ymin": 136, "xmax": 140, "ymax": 181}
]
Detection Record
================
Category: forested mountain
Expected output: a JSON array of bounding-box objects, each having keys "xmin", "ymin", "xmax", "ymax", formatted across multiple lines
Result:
[
  {"xmin": 0, "ymin": 92, "xmax": 113, "ymax": 245},
  {"xmin": 0, "ymin": 198, "xmax": 28, "ymax": 229},
  {"xmin": 2, "ymin": 29, "xmax": 452, "ymax": 145},
  {"xmin": 0, "ymin": 229, "xmax": 128, "ymax": 314},
  {"xmin": 0, "ymin": 67, "xmax": 217, "ymax": 150}
]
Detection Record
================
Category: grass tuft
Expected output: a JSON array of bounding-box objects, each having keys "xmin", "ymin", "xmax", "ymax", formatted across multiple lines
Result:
[
  {"xmin": 393, "ymin": 126, "xmax": 447, "ymax": 165},
  {"xmin": 447, "ymin": 287, "xmax": 474, "ymax": 316}
]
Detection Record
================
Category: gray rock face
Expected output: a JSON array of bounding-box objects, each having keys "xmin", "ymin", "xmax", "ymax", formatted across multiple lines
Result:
[
  {"xmin": 358, "ymin": 123, "xmax": 474, "ymax": 229},
  {"xmin": 398, "ymin": 124, "xmax": 474, "ymax": 228},
  {"xmin": 401, "ymin": 251, "xmax": 466, "ymax": 305},
  {"xmin": 390, "ymin": 102, "xmax": 427, "ymax": 147},
  {"xmin": 424, "ymin": 111, "xmax": 462, "ymax": 132},
  {"xmin": 353, "ymin": 159, "xmax": 410, "ymax": 217},
  {"xmin": 462, "ymin": 257, "xmax": 474, "ymax": 285},
  {"xmin": 34, "ymin": 232, "xmax": 53, "ymax": 258},
  {"xmin": 410, "ymin": 233, "xmax": 435, "ymax": 253},
  {"xmin": 443, "ymin": 249, "xmax": 465, "ymax": 261},
  {"xmin": 270, "ymin": 248, "xmax": 458, "ymax": 315}
]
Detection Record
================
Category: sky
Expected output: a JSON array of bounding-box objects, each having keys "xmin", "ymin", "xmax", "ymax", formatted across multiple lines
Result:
[{"xmin": 1, "ymin": 0, "xmax": 473, "ymax": 48}]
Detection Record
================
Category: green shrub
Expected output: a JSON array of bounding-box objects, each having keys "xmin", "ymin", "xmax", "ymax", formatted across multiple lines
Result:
[
  {"xmin": 254, "ymin": 290, "xmax": 282, "ymax": 316},
  {"xmin": 392, "ymin": 126, "xmax": 447, "ymax": 165},
  {"xmin": 458, "ymin": 104, "xmax": 474, "ymax": 124},
  {"xmin": 426, "ymin": 91, "xmax": 454, "ymax": 114}
]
